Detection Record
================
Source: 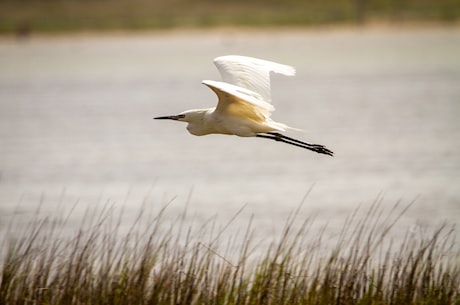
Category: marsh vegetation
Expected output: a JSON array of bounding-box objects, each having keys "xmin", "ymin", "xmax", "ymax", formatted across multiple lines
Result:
[{"xmin": 1, "ymin": 200, "xmax": 459, "ymax": 304}]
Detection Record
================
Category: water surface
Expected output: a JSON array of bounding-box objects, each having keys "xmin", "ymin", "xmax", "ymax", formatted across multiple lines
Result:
[{"xmin": 0, "ymin": 28, "xmax": 459, "ymax": 241}]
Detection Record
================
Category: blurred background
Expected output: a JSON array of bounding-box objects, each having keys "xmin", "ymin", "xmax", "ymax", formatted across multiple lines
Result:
[
  {"xmin": 0, "ymin": 0, "xmax": 459, "ymax": 242},
  {"xmin": 0, "ymin": 0, "xmax": 460, "ymax": 35}
]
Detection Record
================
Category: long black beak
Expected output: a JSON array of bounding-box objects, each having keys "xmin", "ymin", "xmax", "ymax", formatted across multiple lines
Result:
[{"xmin": 154, "ymin": 114, "xmax": 184, "ymax": 120}]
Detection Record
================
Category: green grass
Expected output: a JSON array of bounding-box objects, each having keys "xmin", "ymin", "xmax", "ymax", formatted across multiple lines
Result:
[
  {"xmin": 0, "ymin": 199, "xmax": 459, "ymax": 304},
  {"xmin": 0, "ymin": 0, "xmax": 459, "ymax": 34}
]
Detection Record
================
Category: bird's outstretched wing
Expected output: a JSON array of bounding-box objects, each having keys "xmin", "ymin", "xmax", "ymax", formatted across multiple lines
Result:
[
  {"xmin": 202, "ymin": 80, "xmax": 274, "ymax": 123},
  {"xmin": 213, "ymin": 55, "xmax": 295, "ymax": 103}
]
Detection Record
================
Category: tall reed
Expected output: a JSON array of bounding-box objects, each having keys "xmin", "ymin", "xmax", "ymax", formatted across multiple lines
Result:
[{"xmin": 1, "ymin": 199, "xmax": 459, "ymax": 305}]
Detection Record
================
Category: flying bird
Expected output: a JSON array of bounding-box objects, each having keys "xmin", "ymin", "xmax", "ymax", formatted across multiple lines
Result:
[{"xmin": 155, "ymin": 55, "xmax": 333, "ymax": 156}]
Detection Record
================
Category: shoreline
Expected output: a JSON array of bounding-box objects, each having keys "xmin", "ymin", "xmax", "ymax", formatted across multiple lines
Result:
[{"xmin": 0, "ymin": 21, "xmax": 459, "ymax": 42}]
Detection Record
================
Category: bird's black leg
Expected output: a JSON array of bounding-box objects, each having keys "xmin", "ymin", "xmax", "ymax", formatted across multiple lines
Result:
[
  {"xmin": 256, "ymin": 134, "xmax": 312, "ymax": 151},
  {"xmin": 257, "ymin": 132, "xmax": 334, "ymax": 156}
]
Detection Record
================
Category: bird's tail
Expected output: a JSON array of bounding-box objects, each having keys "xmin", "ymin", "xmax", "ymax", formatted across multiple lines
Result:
[
  {"xmin": 266, "ymin": 121, "xmax": 307, "ymax": 133},
  {"xmin": 287, "ymin": 125, "xmax": 306, "ymax": 133}
]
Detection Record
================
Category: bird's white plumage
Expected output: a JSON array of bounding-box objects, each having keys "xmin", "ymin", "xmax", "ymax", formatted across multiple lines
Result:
[
  {"xmin": 154, "ymin": 55, "xmax": 333, "ymax": 155},
  {"xmin": 202, "ymin": 80, "xmax": 274, "ymax": 123},
  {"xmin": 201, "ymin": 79, "xmax": 287, "ymax": 136},
  {"xmin": 213, "ymin": 55, "xmax": 296, "ymax": 103},
  {"xmin": 199, "ymin": 55, "xmax": 296, "ymax": 132}
]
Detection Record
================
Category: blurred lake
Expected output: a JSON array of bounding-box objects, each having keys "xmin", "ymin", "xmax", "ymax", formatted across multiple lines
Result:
[{"xmin": 0, "ymin": 27, "xmax": 459, "ymax": 242}]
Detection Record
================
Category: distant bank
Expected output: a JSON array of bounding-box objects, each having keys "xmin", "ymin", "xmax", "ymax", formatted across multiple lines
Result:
[{"xmin": 1, "ymin": 0, "xmax": 459, "ymax": 36}]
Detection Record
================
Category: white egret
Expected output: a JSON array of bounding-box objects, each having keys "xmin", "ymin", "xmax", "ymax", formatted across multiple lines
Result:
[{"xmin": 155, "ymin": 55, "xmax": 333, "ymax": 156}]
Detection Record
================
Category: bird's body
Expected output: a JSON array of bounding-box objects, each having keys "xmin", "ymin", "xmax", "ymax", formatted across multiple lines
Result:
[
  {"xmin": 182, "ymin": 80, "xmax": 288, "ymax": 137},
  {"xmin": 155, "ymin": 55, "xmax": 333, "ymax": 156}
]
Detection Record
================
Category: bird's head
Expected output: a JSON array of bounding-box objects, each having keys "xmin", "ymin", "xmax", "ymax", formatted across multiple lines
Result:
[
  {"xmin": 154, "ymin": 109, "xmax": 208, "ymax": 123},
  {"xmin": 154, "ymin": 109, "xmax": 212, "ymax": 136}
]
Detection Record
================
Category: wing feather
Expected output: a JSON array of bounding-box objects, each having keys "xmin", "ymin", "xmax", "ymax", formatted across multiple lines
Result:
[
  {"xmin": 202, "ymin": 80, "xmax": 274, "ymax": 123},
  {"xmin": 213, "ymin": 55, "xmax": 295, "ymax": 103}
]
